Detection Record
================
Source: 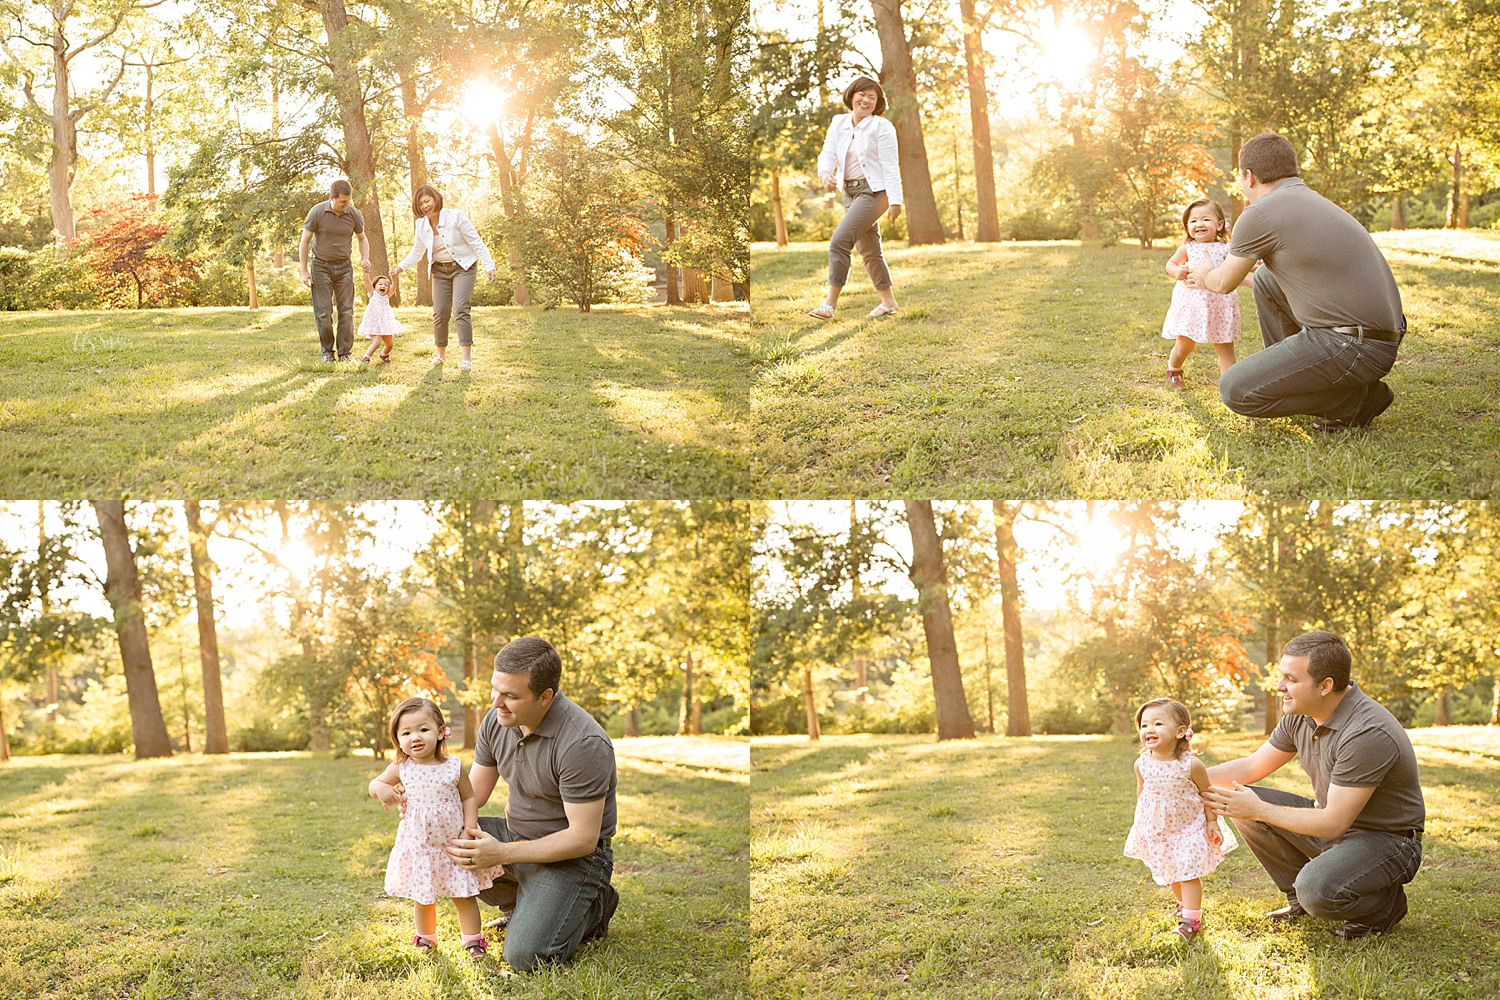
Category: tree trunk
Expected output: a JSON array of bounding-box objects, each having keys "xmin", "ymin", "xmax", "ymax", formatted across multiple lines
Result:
[
  {"xmin": 484, "ymin": 121, "xmax": 532, "ymax": 305},
  {"xmin": 1449, "ymin": 143, "xmax": 1462, "ymax": 229},
  {"xmin": 803, "ymin": 664, "xmax": 821, "ymax": 739},
  {"xmin": 770, "ymin": 165, "xmax": 789, "ymax": 247},
  {"xmin": 397, "ymin": 72, "xmax": 430, "ymax": 308},
  {"xmin": 93, "ymin": 499, "xmax": 173, "ymax": 759},
  {"xmin": 958, "ymin": 0, "xmax": 999, "ymax": 242},
  {"xmin": 185, "ymin": 501, "xmax": 229, "ymax": 754},
  {"xmin": 624, "ymin": 705, "xmax": 640, "ymax": 738},
  {"xmin": 710, "ymin": 273, "xmax": 733, "ymax": 302},
  {"xmin": 903, "ymin": 501, "xmax": 974, "ymax": 739},
  {"xmin": 854, "ymin": 656, "xmax": 867, "ymax": 704},
  {"xmin": 0, "ymin": 705, "xmax": 9, "ymax": 761},
  {"xmin": 247, "ymin": 258, "xmax": 259, "ymax": 309},
  {"xmin": 991, "ymin": 501, "xmax": 1031, "ymax": 737},
  {"xmin": 1434, "ymin": 686, "xmax": 1450, "ymax": 726},
  {"xmin": 870, "ymin": 0, "xmax": 946, "ymax": 245},
  {"xmin": 1264, "ymin": 616, "xmax": 1279, "ymax": 734},
  {"xmin": 1391, "ymin": 191, "xmax": 1406, "ymax": 230},
  {"xmin": 48, "ymin": 21, "xmax": 77, "ymax": 241},
  {"xmin": 1490, "ymin": 661, "xmax": 1499, "ymax": 725},
  {"xmin": 678, "ymin": 650, "xmax": 695, "ymax": 735},
  {"xmin": 682, "ymin": 266, "xmax": 709, "ymax": 303},
  {"xmin": 664, "ymin": 197, "xmax": 682, "ymax": 304},
  {"xmin": 320, "ymin": 0, "xmax": 389, "ymax": 294}
]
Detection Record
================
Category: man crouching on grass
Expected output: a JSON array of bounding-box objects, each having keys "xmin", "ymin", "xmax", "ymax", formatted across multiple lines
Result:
[
  {"xmin": 1203, "ymin": 630, "xmax": 1424, "ymax": 939},
  {"xmin": 444, "ymin": 636, "xmax": 619, "ymax": 970}
]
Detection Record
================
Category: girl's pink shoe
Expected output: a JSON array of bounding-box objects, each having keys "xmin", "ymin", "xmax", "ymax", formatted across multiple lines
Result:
[{"xmin": 1174, "ymin": 917, "xmax": 1201, "ymax": 941}]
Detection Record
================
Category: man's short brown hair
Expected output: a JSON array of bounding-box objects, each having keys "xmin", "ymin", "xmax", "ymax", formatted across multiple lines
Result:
[
  {"xmin": 1239, "ymin": 133, "xmax": 1299, "ymax": 184},
  {"xmin": 494, "ymin": 636, "xmax": 562, "ymax": 697},
  {"xmin": 330, "ymin": 179, "xmax": 353, "ymax": 198},
  {"xmin": 1283, "ymin": 630, "xmax": 1351, "ymax": 692}
]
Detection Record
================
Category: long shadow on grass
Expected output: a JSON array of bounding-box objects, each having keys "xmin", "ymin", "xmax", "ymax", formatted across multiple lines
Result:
[{"xmin": 752, "ymin": 735, "xmax": 1500, "ymax": 999}]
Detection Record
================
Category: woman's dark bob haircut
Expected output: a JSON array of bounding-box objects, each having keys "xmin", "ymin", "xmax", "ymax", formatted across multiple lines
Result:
[
  {"xmin": 412, "ymin": 184, "xmax": 444, "ymax": 218},
  {"xmin": 842, "ymin": 77, "xmax": 887, "ymax": 116}
]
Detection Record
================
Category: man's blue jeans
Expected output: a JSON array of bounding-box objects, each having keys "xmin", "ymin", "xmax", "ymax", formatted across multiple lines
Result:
[
  {"xmin": 476, "ymin": 815, "xmax": 616, "ymax": 971},
  {"xmin": 1232, "ymin": 786, "xmax": 1421, "ymax": 925},
  {"xmin": 310, "ymin": 257, "xmax": 355, "ymax": 359},
  {"xmin": 1218, "ymin": 267, "xmax": 1400, "ymax": 421}
]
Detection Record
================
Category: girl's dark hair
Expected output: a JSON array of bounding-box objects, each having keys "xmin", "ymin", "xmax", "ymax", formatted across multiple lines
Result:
[
  {"xmin": 389, "ymin": 697, "xmax": 448, "ymax": 763},
  {"xmin": 1135, "ymin": 698, "xmax": 1195, "ymax": 759},
  {"xmin": 842, "ymin": 77, "xmax": 888, "ymax": 116},
  {"xmin": 372, "ymin": 274, "xmax": 391, "ymax": 292},
  {"xmin": 412, "ymin": 184, "xmax": 444, "ymax": 218},
  {"xmin": 1182, "ymin": 199, "xmax": 1229, "ymax": 242}
]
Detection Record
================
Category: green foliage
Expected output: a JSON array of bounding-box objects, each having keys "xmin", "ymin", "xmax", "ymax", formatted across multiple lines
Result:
[
  {"xmin": 230, "ymin": 714, "xmax": 311, "ymax": 752},
  {"xmin": 503, "ymin": 131, "xmax": 655, "ymax": 312},
  {"xmin": 0, "ymin": 242, "xmax": 99, "ymax": 310}
]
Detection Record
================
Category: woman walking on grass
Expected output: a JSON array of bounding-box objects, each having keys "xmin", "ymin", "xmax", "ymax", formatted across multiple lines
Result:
[
  {"xmin": 391, "ymin": 184, "xmax": 497, "ymax": 372},
  {"xmin": 808, "ymin": 77, "xmax": 902, "ymax": 321}
]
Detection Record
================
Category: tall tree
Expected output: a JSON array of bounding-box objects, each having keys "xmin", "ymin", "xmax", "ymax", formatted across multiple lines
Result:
[
  {"xmin": 957, "ymin": 0, "xmax": 999, "ymax": 241},
  {"xmin": 903, "ymin": 501, "xmax": 974, "ymax": 739},
  {"xmin": 92, "ymin": 499, "xmax": 173, "ymax": 759},
  {"xmin": 869, "ymin": 0, "xmax": 946, "ymax": 244},
  {"xmin": 1, "ymin": 0, "xmax": 162, "ymax": 239},
  {"xmin": 990, "ymin": 501, "xmax": 1030, "ymax": 736},
  {"xmin": 184, "ymin": 501, "xmax": 229, "ymax": 754}
]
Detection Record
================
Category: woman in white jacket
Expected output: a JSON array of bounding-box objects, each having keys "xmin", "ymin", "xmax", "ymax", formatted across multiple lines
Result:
[
  {"xmin": 809, "ymin": 77, "xmax": 903, "ymax": 320},
  {"xmin": 391, "ymin": 185, "xmax": 497, "ymax": 371}
]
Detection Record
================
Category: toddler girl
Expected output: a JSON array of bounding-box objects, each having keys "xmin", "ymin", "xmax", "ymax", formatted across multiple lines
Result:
[
  {"xmin": 1123, "ymin": 698, "xmax": 1237, "ymax": 941},
  {"xmin": 358, "ymin": 274, "xmax": 402, "ymax": 363},
  {"xmin": 1161, "ymin": 199, "xmax": 1248, "ymax": 388},
  {"xmin": 368, "ymin": 697, "xmax": 499, "ymax": 956}
]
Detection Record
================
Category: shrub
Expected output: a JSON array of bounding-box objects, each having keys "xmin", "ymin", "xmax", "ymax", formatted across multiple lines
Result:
[
  {"xmin": 59, "ymin": 721, "xmax": 134, "ymax": 754},
  {"xmin": 232, "ymin": 715, "xmax": 310, "ymax": 752},
  {"xmin": 0, "ymin": 243, "xmax": 100, "ymax": 310}
]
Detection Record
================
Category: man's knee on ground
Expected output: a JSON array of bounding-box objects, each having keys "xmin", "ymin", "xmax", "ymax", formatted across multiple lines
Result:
[
  {"xmin": 501, "ymin": 938, "xmax": 572, "ymax": 973},
  {"xmin": 1218, "ymin": 368, "xmax": 1256, "ymax": 414},
  {"xmin": 1292, "ymin": 868, "xmax": 1356, "ymax": 921}
]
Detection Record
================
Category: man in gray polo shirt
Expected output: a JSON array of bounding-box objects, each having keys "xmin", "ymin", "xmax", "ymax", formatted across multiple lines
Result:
[
  {"xmin": 298, "ymin": 179, "xmax": 371, "ymax": 362},
  {"xmin": 1188, "ymin": 133, "xmax": 1406, "ymax": 432},
  {"xmin": 445, "ymin": 636, "xmax": 619, "ymax": 971},
  {"xmin": 1203, "ymin": 630, "xmax": 1424, "ymax": 939}
]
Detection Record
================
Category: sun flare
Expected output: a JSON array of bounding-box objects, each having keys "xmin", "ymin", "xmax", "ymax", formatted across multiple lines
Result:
[{"xmin": 461, "ymin": 81, "xmax": 508, "ymax": 127}]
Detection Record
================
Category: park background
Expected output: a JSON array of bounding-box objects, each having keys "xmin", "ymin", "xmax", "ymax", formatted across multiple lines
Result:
[
  {"xmin": 746, "ymin": 0, "xmax": 1500, "ymax": 497},
  {"xmin": 750, "ymin": 499, "xmax": 1500, "ymax": 999},
  {"xmin": 0, "ymin": 500, "xmax": 750, "ymax": 995}
]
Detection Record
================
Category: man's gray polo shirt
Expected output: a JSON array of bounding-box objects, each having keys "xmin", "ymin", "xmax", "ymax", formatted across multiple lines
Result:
[
  {"xmin": 303, "ymin": 201, "xmax": 365, "ymax": 261},
  {"xmin": 1268, "ymin": 681, "xmax": 1424, "ymax": 835},
  {"xmin": 473, "ymin": 692, "xmax": 617, "ymax": 841}
]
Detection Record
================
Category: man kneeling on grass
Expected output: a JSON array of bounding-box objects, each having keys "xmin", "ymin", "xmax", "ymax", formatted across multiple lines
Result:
[
  {"xmin": 444, "ymin": 636, "xmax": 619, "ymax": 970},
  {"xmin": 1203, "ymin": 630, "xmax": 1424, "ymax": 939}
]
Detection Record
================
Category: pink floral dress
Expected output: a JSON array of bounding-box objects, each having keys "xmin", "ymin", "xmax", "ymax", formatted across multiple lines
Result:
[
  {"xmin": 384, "ymin": 756, "xmax": 498, "ymax": 905},
  {"xmin": 1124, "ymin": 753, "xmax": 1238, "ymax": 886},
  {"xmin": 1162, "ymin": 241, "xmax": 1241, "ymax": 344},
  {"xmin": 358, "ymin": 289, "xmax": 403, "ymax": 340}
]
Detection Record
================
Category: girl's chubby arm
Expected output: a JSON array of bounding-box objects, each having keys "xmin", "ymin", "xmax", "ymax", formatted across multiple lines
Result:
[
  {"xmin": 457, "ymin": 762, "xmax": 481, "ymax": 833},
  {"xmin": 1166, "ymin": 245, "xmax": 1190, "ymax": 280},
  {"xmin": 368, "ymin": 762, "xmax": 406, "ymax": 812},
  {"xmin": 1188, "ymin": 756, "xmax": 1223, "ymax": 845}
]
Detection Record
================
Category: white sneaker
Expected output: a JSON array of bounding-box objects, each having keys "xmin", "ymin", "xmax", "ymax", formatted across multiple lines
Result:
[{"xmin": 459, "ymin": 359, "xmax": 472, "ymax": 371}]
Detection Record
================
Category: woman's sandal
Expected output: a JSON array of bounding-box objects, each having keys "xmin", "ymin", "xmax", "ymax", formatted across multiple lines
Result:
[
  {"xmin": 867, "ymin": 303, "xmax": 897, "ymax": 318},
  {"xmin": 807, "ymin": 303, "xmax": 835, "ymax": 319},
  {"xmin": 412, "ymin": 934, "xmax": 436, "ymax": 952},
  {"xmin": 1166, "ymin": 368, "xmax": 1186, "ymax": 389},
  {"xmin": 462, "ymin": 935, "xmax": 489, "ymax": 958}
]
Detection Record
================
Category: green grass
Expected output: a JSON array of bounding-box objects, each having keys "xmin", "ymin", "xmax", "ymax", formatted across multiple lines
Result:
[
  {"xmin": 0, "ymin": 303, "xmax": 750, "ymax": 497},
  {"xmin": 0, "ymin": 737, "xmax": 748, "ymax": 999},
  {"xmin": 749, "ymin": 230, "xmax": 1500, "ymax": 497},
  {"xmin": 749, "ymin": 728, "xmax": 1500, "ymax": 999}
]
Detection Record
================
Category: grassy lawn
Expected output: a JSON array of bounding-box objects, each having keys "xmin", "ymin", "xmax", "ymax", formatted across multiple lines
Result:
[
  {"xmin": 0, "ymin": 303, "xmax": 749, "ymax": 498},
  {"xmin": 0, "ymin": 736, "xmax": 748, "ymax": 999},
  {"xmin": 749, "ymin": 231, "xmax": 1500, "ymax": 498},
  {"xmin": 750, "ymin": 728, "xmax": 1500, "ymax": 1000}
]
